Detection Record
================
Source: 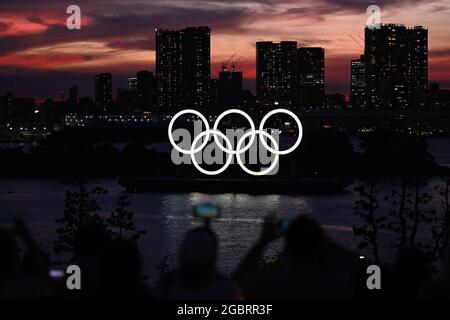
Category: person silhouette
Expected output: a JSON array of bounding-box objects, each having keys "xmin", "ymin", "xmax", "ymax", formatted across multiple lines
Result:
[
  {"xmin": 236, "ymin": 215, "xmax": 359, "ymax": 300},
  {"xmin": 388, "ymin": 247, "xmax": 431, "ymax": 299},
  {"xmin": 97, "ymin": 239, "xmax": 152, "ymax": 299},
  {"xmin": 0, "ymin": 218, "xmax": 53, "ymax": 299},
  {"xmin": 156, "ymin": 227, "xmax": 241, "ymax": 300}
]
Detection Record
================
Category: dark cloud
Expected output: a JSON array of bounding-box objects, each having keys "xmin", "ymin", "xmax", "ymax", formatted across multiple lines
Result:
[
  {"xmin": 0, "ymin": 0, "xmax": 445, "ymax": 97},
  {"xmin": 321, "ymin": 0, "xmax": 435, "ymax": 10},
  {"xmin": 107, "ymin": 38, "xmax": 154, "ymax": 51},
  {"xmin": 430, "ymin": 48, "xmax": 450, "ymax": 58},
  {"xmin": 286, "ymin": 0, "xmax": 438, "ymax": 17},
  {"xmin": 26, "ymin": 16, "xmax": 47, "ymax": 25},
  {"xmin": 0, "ymin": 21, "xmax": 14, "ymax": 32},
  {"xmin": 0, "ymin": 3, "xmax": 252, "ymax": 55},
  {"xmin": 0, "ymin": 0, "xmax": 437, "ymax": 56},
  {"xmin": 427, "ymin": 4, "xmax": 450, "ymax": 12}
]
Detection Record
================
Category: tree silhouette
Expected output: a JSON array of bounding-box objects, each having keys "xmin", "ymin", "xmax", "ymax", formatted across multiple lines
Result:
[
  {"xmin": 385, "ymin": 177, "xmax": 434, "ymax": 252},
  {"xmin": 107, "ymin": 194, "xmax": 146, "ymax": 242},
  {"xmin": 54, "ymin": 180, "xmax": 107, "ymax": 259},
  {"xmin": 353, "ymin": 179, "xmax": 385, "ymax": 264},
  {"xmin": 432, "ymin": 177, "xmax": 450, "ymax": 256},
  {"xmin": 54, "ymin": 180, "xmax": 145, "ymax": 263}
]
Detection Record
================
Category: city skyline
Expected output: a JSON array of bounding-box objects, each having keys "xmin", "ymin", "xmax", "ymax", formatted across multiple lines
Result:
[{"xmin": 0, "ymin": 0, "xmax": 449, "ymax": 99}]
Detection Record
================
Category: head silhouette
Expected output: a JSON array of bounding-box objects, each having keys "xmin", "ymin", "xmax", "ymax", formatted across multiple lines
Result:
[
  {"xmin": 396, "ymin": 247, "xmax": 431, "ymax": 285},
  {"xmin": 100, "ymin": 239, "xmax": 143, "ymax": 296},
  {"xmin": 179, "ymin": 227, "xmax": 218, "ymax": 281},
  {"xmin": 0, "ymin": 230, "xmax": 16, "ymax": 281},
  {"xmin": 285, "ymin": 215, "xmax": 324, "ymax": 264}
]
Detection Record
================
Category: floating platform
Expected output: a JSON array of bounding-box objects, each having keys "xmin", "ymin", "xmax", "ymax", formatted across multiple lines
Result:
[{"xmin": 119, "ymin": 177, "xmax": 353, "ymax": 195}]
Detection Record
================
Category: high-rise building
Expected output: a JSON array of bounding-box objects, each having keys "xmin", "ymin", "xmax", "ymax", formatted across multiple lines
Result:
[
  {"xmin": 209, "ymin": 79, "xmax": 220, "ymax": 110},
  {"xmin": 95, "ymin": 73, "xmax": 112, "ymax": 111},
  {"xmin": 298, "ymin": 47, "xmax": 325, "ymax": 109},
  {"xmin": 117, "ymin": 87, "xmax": 137, "ymax": 112},
  {"xmin": 218, "ymin": 67, "xmax": 243, "ymax": 109},
  {"xmin": 156, "ymin": 29, "xmax": 183, "ymax": 109},
  {"xmin": 136, "ymin": 70, "xmax": 156, "ymax": 110},
  {"xmin": 324, "ymin": 93, "xmax": 346, "ymax": 110},
  {"xmin": 128, "ymin": 77, "xmax": 138, "ymax": 91},
  {"xmin": 350, "ymin": 55, "xmax": 366, "ymax": 109},
  {"xmin": 427, "ymin": 83, "xmax": 450, "ymax": 109},
  {"xmin": 365, "ymin": 24, "xmax": 428, "ymax": 110},
  {"xmin": 409, "ymin": 26, "xmax": 428, "ymax": 109},
  {"xmin": 69, "ymin": 85, "xmax": 78, "ymax": 104},
  {"xmin": 180, "ymin": 26, "xmax": 210, "ymax": 110},
  {"xmin": 256, "ymin": 41, "xmax": 298, "ymax": 107},
  {"xmin": 156, "ymin": 26, "xmax": 210, "ymax": 109}
]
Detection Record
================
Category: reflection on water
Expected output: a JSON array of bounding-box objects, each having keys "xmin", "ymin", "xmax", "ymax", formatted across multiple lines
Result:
[
  {"xmin": 1, "ymin": 138, "xmax": 450, "ymax": 283},
  {"xmin": 0, "ymin": 178, "xmax": 362, "ymax": 283},
  {"xmin": 144, "ymin": 192, "xmax": 317, "ymax": 283},
  {"xmin": 0, "ymin": 176, "xmax": 448, "ymax": 283}
]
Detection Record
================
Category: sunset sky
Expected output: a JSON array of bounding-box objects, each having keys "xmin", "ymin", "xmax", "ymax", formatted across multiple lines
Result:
[{"xmin": 1, "ymin": 0, "xmax": 449, "ymax": 100}]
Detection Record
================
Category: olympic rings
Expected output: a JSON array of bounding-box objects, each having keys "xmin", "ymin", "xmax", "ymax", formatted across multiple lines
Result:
[
  {"xmin": 191, "ymin": 129, "xmax": 234, "ymax": 176},
  {"xmin": 236, "ymin": 130, "xmax": 280, "ymax": 176},
  {"xmin": 259, "ymin": 109, "xmax": 303, "ymax": 155},
  {"xmin": 168, "ymin": 108, "xmax": 303, "ymax": 176},
  {"xmin": 168, "ymin": 109, "xmax": 210, "ymax": 154},
  {"xmin": 213, "ymin": 109, "xmax": 256, "ymax": 155}
]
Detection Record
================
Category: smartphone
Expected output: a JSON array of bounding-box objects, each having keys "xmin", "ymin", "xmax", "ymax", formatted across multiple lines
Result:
[
  {"xmin": 49, "ymin": 269, "xmax": 65, "ymax": 281},
  {"xmin": 193, "ymin": 204, "xmax": 221, "ymax": 220},
  {"xmin": 276, "ymin": 218, "xmax": 291, "ymax": 236}
]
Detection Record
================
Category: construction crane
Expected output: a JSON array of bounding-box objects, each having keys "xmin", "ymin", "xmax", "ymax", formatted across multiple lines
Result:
[
  {"xmin": 348, "ymin": 34, "xmax": 364, "ymax": 50},
  {"xmin": 230, "ymin": 56, "xmax": 243, "ymax": 71},
  {"xmin": 221, "ymin": 52, "xmax": 237, "ymax": 72}
]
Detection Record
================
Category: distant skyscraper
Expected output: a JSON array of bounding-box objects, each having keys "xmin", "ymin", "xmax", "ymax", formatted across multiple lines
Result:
[
  {"xmin": 350, "ymin": 55, "xmax": 366, "ymax": 109},
  {"xmin": 365, "ymin": 24, "xmax": 428, "ymax": 109},
  {"xmin": 156, "ymin": 26, "xmax": 210, "ymax": 109},
  {"xmin": 409, "ymin": 26, "xmax": 428, "ymax": 109},
  {"xmin": 95, "ymin": 73, "xmax": 112, "ymax": 111},
  {"xmin": 69, "ymin": 85, "xmax": 78, "ymax": 104},
  {"xmin": 325, "ymin": 93, "xmax": 346, "ymax": 110},
  {"xmin": 136, "ymin": 70, "xmax": 156, "ymax": 110},
  {"xmin": 180, "ymin": 26, "xmax": 211, "ymax": 110},
  {"xmin": 209, "ymin": 79, "xmax": 220, "ymax": 110},
  {"xmin": 256, "ymin": 41, "xmax": 298, "ymax": 107},
  {"xmin": 298, "ymin": 47, "xmax": 325, "ymax": 109},
  {"xmin": 128, "ymin": 77, "xmax": 138, "ymax": 91},
  {"xmin": 156, "ymin": 29, "xmax": 182, "ymax": 109},
  {"xmin": 117, "ymin": 87, "xmax": 137, "ymax": 112}
]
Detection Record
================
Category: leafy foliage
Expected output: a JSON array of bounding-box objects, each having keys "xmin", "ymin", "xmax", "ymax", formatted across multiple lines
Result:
[
  {"xmin": 431, "ymin": 177, "xmax": 450, "ymax": 256},
  {"xmin": 353, "ymin": 179, "xmax": 385, "ymax": 264},
  {"xmin": 54, "ymin": 180, "xmax": 107, "ymax": 257},
  {"xmin": 54, "ymin": 180, "xmax": 146, "ymax": 262},
  {"xmin": 108, "ymin": 194, "xmax": 146, "ymax": 242}
]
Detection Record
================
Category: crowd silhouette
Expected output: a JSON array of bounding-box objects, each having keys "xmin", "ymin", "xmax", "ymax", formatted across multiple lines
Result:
[{"xmin": 1, "ymin": 214, "xmax": 450, "ymax": 300}]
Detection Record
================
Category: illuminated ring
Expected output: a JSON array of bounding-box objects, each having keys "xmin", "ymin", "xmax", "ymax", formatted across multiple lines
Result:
[
  {"xmin": 190, "ymin": 129, "xmax": 233, "ymax": 176},
  {"xmin": 236, "ymin": 130, "xmax": 279, "ymax": 176},
  {"xmin": 212, "ymin": 109, "xmax": 256, "ymax": 155},
  {"xmin": 168, "ymin": 109, "xmax": 210, "ymax": 154},
  {"xmin": 258, "ymin": 108, "xmax": 303, "ymax": 155}
]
